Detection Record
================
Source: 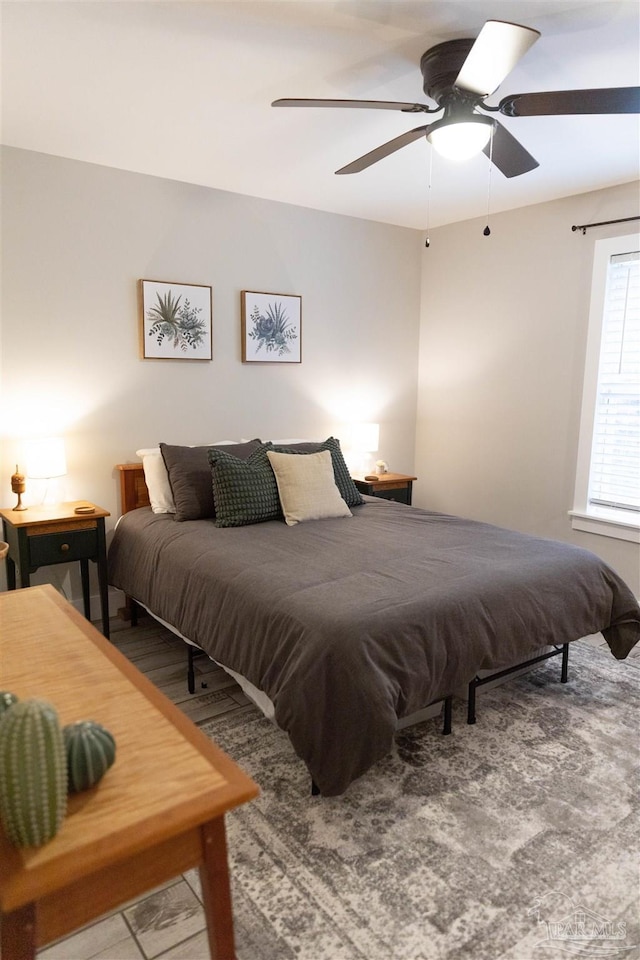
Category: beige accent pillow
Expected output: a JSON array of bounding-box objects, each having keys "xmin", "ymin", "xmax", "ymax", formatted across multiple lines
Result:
[{"xmin": 267, "ymin": 450, "xmax": 352, "ymax": 526}]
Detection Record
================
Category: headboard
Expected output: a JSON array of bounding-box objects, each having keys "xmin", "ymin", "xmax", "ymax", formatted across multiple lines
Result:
[{"xmin": 116, "ymin": 464, "xmax": 150, "ymax": 514}]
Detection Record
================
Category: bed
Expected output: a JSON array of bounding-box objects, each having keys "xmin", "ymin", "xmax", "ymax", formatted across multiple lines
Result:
[{"xmin": 108, "ymin": 440, "xmax": 640, "ymax": 796}]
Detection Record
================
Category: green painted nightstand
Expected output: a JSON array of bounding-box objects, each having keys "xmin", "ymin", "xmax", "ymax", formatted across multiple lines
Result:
[
  {"xmin": 0, "ymin": 501, "xmax": 110, "ymax": 637},
  {"xmin": 352, "ymin": 472, "xmax": 417, "ymax": 505}
]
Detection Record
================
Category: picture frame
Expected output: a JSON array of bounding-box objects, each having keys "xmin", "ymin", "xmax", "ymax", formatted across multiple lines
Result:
[
  {"xmin": 139, "ymin": 279, "xmax": 212, "ymax": 360},
  {"xmin": 241, "ymin": 291, "xmax": 302, "ymax": 363}
]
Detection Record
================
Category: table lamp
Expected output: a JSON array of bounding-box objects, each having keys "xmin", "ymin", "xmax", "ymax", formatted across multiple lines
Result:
[
  {"xmin": 346, "ymin": 422, "xmax": 380, "ymax": 475},
  {"xmin": 25, "ymin": 437, "xmax": 67, "ymax": 504}
]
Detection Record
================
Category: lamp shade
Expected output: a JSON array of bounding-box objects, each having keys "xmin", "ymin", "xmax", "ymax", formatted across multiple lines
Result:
[
  {"xmin": 348, "ymin": 422, "xmax": 380, "ymax": 453},
  {"xmin": 427, "ymin": 116, "xmax": 493, "ymax": 162},
  {"xmin": 25, "ymin": 437, "xmax": 67, "ymax": 479}
]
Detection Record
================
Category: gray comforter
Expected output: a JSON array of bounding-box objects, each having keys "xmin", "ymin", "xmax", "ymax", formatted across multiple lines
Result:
[{"xmin": 108, "ymin": 498, "xmax": 640, "ymax": 795}]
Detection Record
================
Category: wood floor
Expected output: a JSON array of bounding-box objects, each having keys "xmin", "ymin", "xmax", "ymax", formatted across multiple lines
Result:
[{"xmin": 110, "ymin": 611, "xmax": 255, "ymax": 725}]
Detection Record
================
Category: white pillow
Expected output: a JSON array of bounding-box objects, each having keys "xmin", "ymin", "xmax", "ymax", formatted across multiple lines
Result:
[
  {"xmin": 136, "ymin": 448, "xmax": 175, "ymax": 514},
  {"xmin": 135, "ymin": 441, "xmax": 238, "ymax": 515},
  {"xmin": 240, "ymin": 438, "xmax": 311, "ymax": 444},
  {"xmin": 267, "ymin": 450, "xmax": 352, "ymax": 526}
]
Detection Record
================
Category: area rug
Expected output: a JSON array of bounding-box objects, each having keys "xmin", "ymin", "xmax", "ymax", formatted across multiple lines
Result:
[{"xmin": 203, "ymin": 641, "xmax": 639, "ymax": 960}]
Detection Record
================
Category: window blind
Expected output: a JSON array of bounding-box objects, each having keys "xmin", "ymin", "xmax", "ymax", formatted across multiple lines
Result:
[{"xmin": 588, "ymin": 250, "xmax": 640, "ymax": 512}]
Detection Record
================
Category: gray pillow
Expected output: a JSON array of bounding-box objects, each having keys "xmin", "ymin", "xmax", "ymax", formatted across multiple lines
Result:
[
  {"xmin": 271, "ymin": 437, "xmax": 364, "ymax": 507},
  {"xmin": 208, "ymin": 443, "xmax": 282, "ymax": 527},
  {"xmin": 160, "ymin": 440, "xmax": 261, "ymax": 521}
]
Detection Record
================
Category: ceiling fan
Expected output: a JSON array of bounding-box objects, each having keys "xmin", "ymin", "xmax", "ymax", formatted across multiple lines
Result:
[{"xmin": 272, "ymin": 19, "xmax": 640, "ymax": 179}]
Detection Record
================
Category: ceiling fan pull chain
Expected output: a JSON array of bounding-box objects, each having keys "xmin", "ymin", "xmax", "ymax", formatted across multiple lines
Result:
[
  {"xmin": 483, "ymin": 124, "xmax": 494, "ymax": 237},
  {"xmin": 425, "ymin": 149, "xmax": 433, "ymax": 248}
]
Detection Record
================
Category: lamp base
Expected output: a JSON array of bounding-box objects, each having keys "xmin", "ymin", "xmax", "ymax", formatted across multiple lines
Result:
[{"xmin": 11, "ymin": 467, "xmax": 27, "ymax": 511}]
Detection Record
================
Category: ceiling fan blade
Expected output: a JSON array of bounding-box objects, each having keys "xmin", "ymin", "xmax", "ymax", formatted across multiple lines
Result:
[
  {"xmin": 483, "ymin": 120, "xmax": 539, "ymax": 178},
  {"xmin": 455, "ymin": 20, "xmax": 540, "ymax": 96},
  {"xmin": 498, "ymin": 86, "xmax": 640, "ymax": 117},
  {"xmin": 272, "ymin": 98, "xmax": 436, "ymax": 114},
  {"xmin": 335, "ymin": 125, "xmax": 428, "ymax": 174}
]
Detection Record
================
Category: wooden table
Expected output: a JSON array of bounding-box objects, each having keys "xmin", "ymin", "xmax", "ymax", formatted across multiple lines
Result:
[{"xmin": 0, "ymin": 585, "xmax": 258, "ymax": 960}]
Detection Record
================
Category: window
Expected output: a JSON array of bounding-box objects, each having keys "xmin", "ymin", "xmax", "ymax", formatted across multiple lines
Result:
[{"xmin": 571, "ymin": 233, "xmax": 640, "ymax": 543}]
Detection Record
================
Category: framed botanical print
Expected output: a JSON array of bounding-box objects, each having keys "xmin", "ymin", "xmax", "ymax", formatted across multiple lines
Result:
[
  {"xmin": 241, "ymin": 291, "xmax": 302, "ymax": 363},
  {"xmin": 139, "ymin": 279, "xmax": 213, "ymax": 360}
]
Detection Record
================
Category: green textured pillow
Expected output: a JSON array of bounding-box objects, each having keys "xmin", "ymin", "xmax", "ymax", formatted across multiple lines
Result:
[
  {"xmin": 209, "ymin": 443, "xmax": 282, "ymax": 527},
  {"xmin": 271, "ymin": 437, "xmax": 364, "ymax": 508}
]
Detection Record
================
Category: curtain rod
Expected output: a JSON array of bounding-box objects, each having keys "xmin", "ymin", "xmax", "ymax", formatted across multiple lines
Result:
[{"xmin": 571, "ymin": 215, "xmax": 639, "ymax": 235}]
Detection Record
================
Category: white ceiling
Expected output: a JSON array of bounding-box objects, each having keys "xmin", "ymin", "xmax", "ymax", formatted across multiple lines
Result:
[{"xmin": 2, "ymin": 1, "xmax": 639, "ymax": 229}]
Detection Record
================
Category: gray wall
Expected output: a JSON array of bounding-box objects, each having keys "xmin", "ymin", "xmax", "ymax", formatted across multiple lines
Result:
[
  {"xmin": 415, "ymin": 180, "xmax": 639, "ymax": 592},
  {"xmin": 1, "ymin": 146, "xmax": 421, "ymax": 598},
  {"xmin": 1, "ymin": 146, "xmax": 637, "ymax": 603}
]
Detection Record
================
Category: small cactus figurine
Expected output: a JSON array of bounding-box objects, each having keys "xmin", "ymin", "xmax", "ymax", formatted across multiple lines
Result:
[
  {"xmin": 0, "ymin": 691, "xmax": 19, "ymax": 716},
  {"xmin": 0, "ymin": 699, "xmax": 68, "ymax": 847},
  {"xmin": 63, "ymin": 720, "xmax": 116, "ymax": 793}
]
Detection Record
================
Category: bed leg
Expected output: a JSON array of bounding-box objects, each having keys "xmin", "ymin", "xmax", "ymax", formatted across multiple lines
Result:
[
  {"xmin": 117, "ymin": 596, "xmax": 139, "ymax": 624},
  {"xmin": 561, "ymin": 643, "xmax": 569, "ymax": 683},
  {"xmin": 467, "ymin": 680, "xmax": 477, "ymax": 725},
  {"xmin": 442, "ymin": 696, "xmax": 452, "ymax": 735},
  {"xmin": 187, "ymin": 646, "xmax": 196, "ymax": 695},
  {"xmin": 311, "ymin": 780, "xmax": 320, "ymax": 796}
]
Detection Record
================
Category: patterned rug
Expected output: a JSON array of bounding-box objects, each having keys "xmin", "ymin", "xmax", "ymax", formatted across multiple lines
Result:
[{"xmin": 202, "ymin": 641, "xmax": 640, "ymax": 960}]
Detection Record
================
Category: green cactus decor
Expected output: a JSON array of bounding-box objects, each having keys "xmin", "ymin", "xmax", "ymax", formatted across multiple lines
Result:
[
  {"xmin": 63, "ymin": 720, "xmax": 116, "ymax": 793},
  {"xmin": 0, "ymin": 691, "xmax": 19, "ymax": 716},
  {"xmin": 0, "ymin": 698, "xmax": 68, "ymax": 847}
]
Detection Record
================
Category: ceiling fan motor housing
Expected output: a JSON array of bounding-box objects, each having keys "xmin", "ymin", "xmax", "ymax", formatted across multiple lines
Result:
[{"xmin": 420, "ymin": 39, "xmax": 475, "ymax": 104}]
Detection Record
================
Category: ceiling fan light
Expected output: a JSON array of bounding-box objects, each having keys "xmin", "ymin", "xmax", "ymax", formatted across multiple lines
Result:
[{"xmin": 427, "ymin": 116, "xmax": 493, "ymax": 161}]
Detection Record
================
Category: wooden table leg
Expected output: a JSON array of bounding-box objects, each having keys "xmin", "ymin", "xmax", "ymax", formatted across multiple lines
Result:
[
  {"xmin": 80, "ymin": 558, "xmax": 91, "ymax": 620},
  {"xmin": 198, "ymin": 818, "xmax": 237, "ymax": 960},
  {"xmin": 2, "ymin": 902, "xmax": 37, "ymax": 960},
  {"xmin": 96, "ymin": 519, "xmax": 110, "ymax": 638}
]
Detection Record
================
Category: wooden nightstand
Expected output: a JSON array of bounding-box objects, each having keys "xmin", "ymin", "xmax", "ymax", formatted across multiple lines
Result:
[
  {"xmin": 0, "ymin": 501, "xmax": 110, "ymax": 637},
  {"xmin": 352, "ymin": 472, "xmax": 417, "ymax": 505}
]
